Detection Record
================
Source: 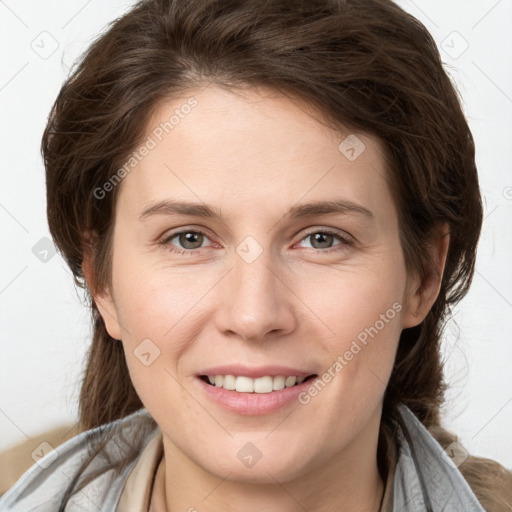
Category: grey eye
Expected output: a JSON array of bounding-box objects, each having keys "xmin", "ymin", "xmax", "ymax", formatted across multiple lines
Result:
[{"xmin": 176, "ymin": 231, "xmax": 205, "ymax": 249}]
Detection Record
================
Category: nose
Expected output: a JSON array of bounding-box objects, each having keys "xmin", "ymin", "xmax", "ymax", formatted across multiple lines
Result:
[{"xmin": 213, "ymin": 247, "xmax": 297, "ymax": 342}]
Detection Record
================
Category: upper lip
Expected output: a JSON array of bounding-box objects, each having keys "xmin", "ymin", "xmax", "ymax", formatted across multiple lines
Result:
[{"xmin": 197, "ymin": 364, "xmax": 315, "ymax": 379}]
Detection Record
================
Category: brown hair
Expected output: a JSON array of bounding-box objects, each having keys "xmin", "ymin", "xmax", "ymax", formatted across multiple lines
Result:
[{"xmin": 42, "ymin": 0, "xmax": 511, "ymax": 508}]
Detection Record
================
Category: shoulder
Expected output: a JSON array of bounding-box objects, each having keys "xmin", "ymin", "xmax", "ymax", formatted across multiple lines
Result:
[
  {"xmin": 0, "ymin": 423, "xmax": 79, "ymax": 495},
  {"xmin": 393, "ymin": 405, "xmax": 487, "ymax": 511},
  {"xmin": 428, "ymin": 422, "xmax": 512, "ymax": 512},
  {"xmin": 0, "ymin": 409, "xmax": 157, "ymax": 512}
]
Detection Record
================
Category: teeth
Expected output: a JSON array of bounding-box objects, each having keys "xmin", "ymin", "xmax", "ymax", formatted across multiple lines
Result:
[
  {"xmin": 254, "ymin": 376, "xmax": 273, "ymax": 393},
  {"xmin": 285, "ymin": 376, "xmax": 296, "ymax": 387},
  {"xmin": 235, "ymin": 376, "xmax": 254, "ymax": 393},
  {"xmin": 205, "ymin": 374, "xmax": 308, "ymax": 393},
  {"xmin": 273, "ymin": 375, "xmax": 285, "ymax": 391},
  {"xmin": 223, "ymin": 374, "xmax": 236, "ymax": 390}
]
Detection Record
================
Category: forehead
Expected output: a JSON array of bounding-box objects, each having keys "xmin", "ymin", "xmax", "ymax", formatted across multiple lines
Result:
[{"xmin": 116, "ymin": 85, "xmax": 395, "ymax": 225}]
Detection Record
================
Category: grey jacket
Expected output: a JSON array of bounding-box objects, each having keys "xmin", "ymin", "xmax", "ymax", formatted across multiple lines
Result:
[{"xmin": 0, "ymin": 405, "xmax": 485, "ymax": 511}]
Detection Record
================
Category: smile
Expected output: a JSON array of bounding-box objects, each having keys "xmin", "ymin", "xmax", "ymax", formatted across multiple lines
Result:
[{"xmin": 200, "ymin": 374, "xmax": 317, "ymax": 393}]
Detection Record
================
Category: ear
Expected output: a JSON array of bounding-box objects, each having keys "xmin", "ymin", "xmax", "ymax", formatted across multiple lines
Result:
[
  {"xmin": 82, "ymin": 240, "xmax": 123, "ymax": 341},
  {"xmin": 402, "ymin": 223, "xmax": 450, "ymax": 329}
]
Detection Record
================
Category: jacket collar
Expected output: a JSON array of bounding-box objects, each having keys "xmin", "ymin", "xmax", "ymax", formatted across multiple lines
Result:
[
  {"xmin": 392, "ymin": 405, "xmax": 484, "ymax": 511},
  {"xmin": 0, "ymin": 405, "xmax": 485, "ymax": 511}
]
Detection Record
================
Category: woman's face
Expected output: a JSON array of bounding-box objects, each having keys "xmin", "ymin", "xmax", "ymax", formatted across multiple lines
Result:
[{"xmin": 95, "ymin": 85, "xmax": 423, "ymax": 484}]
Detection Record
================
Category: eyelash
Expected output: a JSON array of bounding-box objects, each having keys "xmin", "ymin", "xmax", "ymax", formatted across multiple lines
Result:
[{"xmin": 161, "ymin": 228, "xmax": 354, "ymax": 256}]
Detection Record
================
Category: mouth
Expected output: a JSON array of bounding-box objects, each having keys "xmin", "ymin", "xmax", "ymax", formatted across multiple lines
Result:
[
  {"xmin": 195, "ymin": 365, "xmax": 319, "ymax": 415},
  {"xmin": 199, "ymin": 373, "xmax": 318, "ymax": 393}
]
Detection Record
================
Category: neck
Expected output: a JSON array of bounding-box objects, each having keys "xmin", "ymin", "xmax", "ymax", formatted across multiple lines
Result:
[{"xmin": 154, "ymin": 415, "xmax": 385, "ymax": 512}]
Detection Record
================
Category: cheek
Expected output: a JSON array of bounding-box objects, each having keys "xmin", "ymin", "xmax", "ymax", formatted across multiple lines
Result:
[
  {"xmin": 111, "ymin": 249, "xmax": 207, "ymax": 339},
  {"xmin": 109, "ymin": 256, "xmax": 218, "ymax": 407},
  {"xmin": 113, "ymin": 266, "xmax": 202, "ymax": 417},
  {"xmin": 296, "ymin": 252, "xmax": 405, "ymax": 400},
  {"xmin": 298, "ymin": 256, "xmax": 405, "ymax": 348}
]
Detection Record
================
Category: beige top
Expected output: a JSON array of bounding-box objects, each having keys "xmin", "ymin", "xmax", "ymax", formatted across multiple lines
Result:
[
  {"xmin": 117, "ymin": 430, "xmax": 164, "ymax": 511},
  {"xmin": 117, "ymin": 430, "xmax": 395, "ymax": 512}
]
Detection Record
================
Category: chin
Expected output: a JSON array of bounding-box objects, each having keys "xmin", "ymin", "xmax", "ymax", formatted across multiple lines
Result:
[{"xmin": 197, "ymin": 442, "xmax": 314, "ymax": 485}]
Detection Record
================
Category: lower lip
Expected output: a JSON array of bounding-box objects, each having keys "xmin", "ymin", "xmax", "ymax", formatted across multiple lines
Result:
[{"xmin": 196, "ymin": 376, "xmax": 316, "ymax": 416}]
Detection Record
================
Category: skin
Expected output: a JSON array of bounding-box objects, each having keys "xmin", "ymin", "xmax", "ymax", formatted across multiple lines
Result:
[{"xmin": 85, "ymin": 84, "xmax": 449, "ymax": 512}]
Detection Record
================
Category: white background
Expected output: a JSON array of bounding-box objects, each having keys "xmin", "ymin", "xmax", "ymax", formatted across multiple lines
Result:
[{"xmin": 1, "ymin": 0, "xmax": 511, "ymax": 469}]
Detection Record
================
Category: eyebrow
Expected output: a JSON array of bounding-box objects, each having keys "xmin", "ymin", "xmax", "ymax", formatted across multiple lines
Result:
[{"xmin": 138, "ymin": 198, "xmax": 374, "ymax": 222}]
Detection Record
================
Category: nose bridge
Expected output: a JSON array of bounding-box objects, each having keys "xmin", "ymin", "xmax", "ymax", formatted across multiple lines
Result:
[{"xmin": 215, "ymin": 241, "xmax": 295, "ymax": 341}]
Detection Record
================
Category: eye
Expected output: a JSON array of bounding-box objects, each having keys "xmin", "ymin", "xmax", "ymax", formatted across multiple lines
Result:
[
  {"xmin": 161, "ymin": 228, "xmax": 353, "ymax": 255},
  {"xmin": 163, "ymin": 230, "xmax": 213, "ymax": 255},
  {"xmin": 296, "ymin": 230, "xmax": 353, "ymax": 251}
]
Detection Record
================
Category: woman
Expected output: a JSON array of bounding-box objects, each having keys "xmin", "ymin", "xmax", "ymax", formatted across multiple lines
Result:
[{"xmin": 1, "ymin": 0, "xmax": 511, "ymax": 510}]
